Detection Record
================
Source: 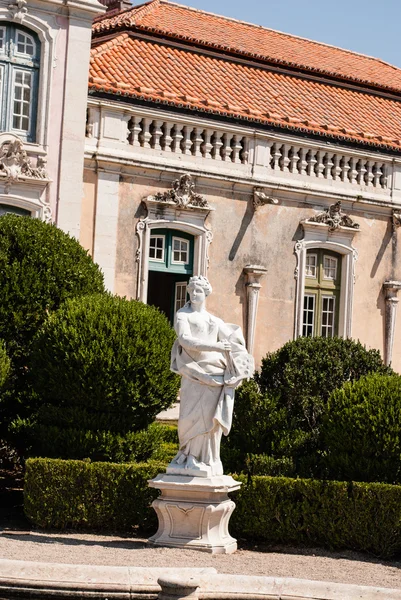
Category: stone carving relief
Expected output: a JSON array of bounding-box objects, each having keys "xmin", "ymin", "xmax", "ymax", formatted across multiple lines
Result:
[
  {"xmin": 392, "ymin": 210, "xmax": 401, "ymax": 229},
  {"xmin": 253, "ymin": 188, "xmax": 278, "ymax": 210},
  {"xmin": 7, "ymin": 0, "xmax": 27, "ymax": 21},
  {"xmin": 306, "ymin": 201, "xmax": 359, "ymax": 231},
  {"xmin": 0, "ymin": 139, "xmax": 47, "ymax": 190},
  {"xmin": 146, "ymin": 174, "xmax": 210, "ymax": 209}
]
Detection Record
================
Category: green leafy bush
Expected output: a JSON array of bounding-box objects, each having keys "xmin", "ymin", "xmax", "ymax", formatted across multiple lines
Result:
[
  {"xmin": 24, "ymin": 458, "xmax": 164, "ymax": 531},
  {"xmin": 18, "ymin": 294, "xmax": 179, "ymax": 459},
  {"xmin": 25, "ymin": 458, "xmax": 401, "ymax": 557},
  {"xmin": 321, "ymin": 374, "xmax": 401, "ymax": 484},
  {"xmin": 232, "ymin": 475, "xmax": 401, "ymax": 558},
  {"xmin": 0, "ymin": 341, "xmax": 10, "ymax": 390},
  {"xmin": 0, "ymin": 215, "xmax": 104, "ymax": 433},
  {"xmin": 226, "ymin": 338, "xmax": 390, "ymax": 475}
]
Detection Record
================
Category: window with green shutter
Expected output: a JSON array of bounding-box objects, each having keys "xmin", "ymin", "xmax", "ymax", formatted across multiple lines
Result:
[{"xmin": 302, "ymin": 249, "xmax": 341, "ymax": 337}]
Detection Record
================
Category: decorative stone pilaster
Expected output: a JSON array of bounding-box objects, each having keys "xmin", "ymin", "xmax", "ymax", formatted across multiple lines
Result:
[
  {"xmin": 243, "ymin": 265, "xmax": 267, "ymax": 355},
  {"xmin": 383, "ymin": 281, "xmax": 401, "ymax": 366},
  {"xmin": 148, "ymin": 474, "xmax": 241, "ymax": 554}
]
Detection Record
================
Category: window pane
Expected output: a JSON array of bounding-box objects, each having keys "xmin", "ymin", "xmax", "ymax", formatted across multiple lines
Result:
[
  {"xmin": 305, "ymin": 253, "xmax": 317, "ymax": 277},
  {"xmin": 149, "ymin": 236, "xmax": 165, "ymax": 261},
  {"xmin": 321, "ymin": 296, "xmax": 335, "ymax": 337},
  {"xmin": 12, "ymin": 70, "xmax": 32, "ymax": 132},
  {"xmin": 172, "ymin": 238, "xmax": 189, "ymax": 263},
  {"xmin": 0, "ymin": 28, "xmax": 5, "ymax": 52},
  {"xmin": 323, "ymin": 256, "xmax": 338, "ymax": 280},
  {"xmin": 16, "ymin": 31, "xmax": 35, "ymax": 57},
  {"xmin": 302, "ymin": 294, "xmax": 315, "ymax": 336},
  {"xmin": 175, "ymin": 282, "xmax": 187, "ymax": 312},
  {"xmin": 0, "ymin": 68, "xmax": 3, "ymax": 115}
]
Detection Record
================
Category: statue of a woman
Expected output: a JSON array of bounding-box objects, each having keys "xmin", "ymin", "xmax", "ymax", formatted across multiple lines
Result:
[{"xmin": 168, "ymin": 276, "xmax": 253, "ymax": 477}]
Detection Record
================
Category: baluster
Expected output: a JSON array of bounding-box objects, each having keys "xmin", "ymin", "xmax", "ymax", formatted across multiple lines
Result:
[
  {"xmin": 181, "ymin": 126, "xmax": 193, "ymax": 155},
  {"xmin": 270, "ymin": 143, "xmax": 281, "ymax": 170},
  {"xmin": 298, "ymin": 147, "xmax": 308, "ymax": 175},
  {"xmin": 365, "ymin": 160, "xmax": 374, "ymax": 186},
  {"xmin": 201, "ymin": 129, "xmax": 213, "ymax": 159},
  {"xmin": 231, "ymin": 135, "xmax": 242, "ymax": 164},
  {"xmin": 280, "ymin": 144, "xmax": 291, "ymax": 172},
  {"xmin": 340, "ymin": 156, "xmax": 350, "ymax": 182},
  {"xmin": 152, "ymin": 120, "xmax": 163, "ymax": 150},
  {"xmin": 356, "ymin": 159, "xmax": 367, "ymax": 185},
  {"xmin": 191, "ymin": 127, "xmax": 203, "ymax": 157},
  {"xmin": 306, "ymin": 150, "xmax": 317, "ymax": 176},
  {"xmin": 140, "ymin": 118, "xmax": 152, "ymax": 148},
  {"xmin": 348, "ymin": 157, "xmax": 358, "ymax": 184},
  {"xmin": 289, "ymin": 146, "xmax": 299, "ymax": 173},
  {"xmin": 221, "ymin": 133, "xmax": 233, "ymax": 162},
  {"xmin": 332, "ymin": 154, "xmax": 342, "ymax": 180},
  {"xmin": 315, "ymin": 150, "xmax": 324, "ymax": 178},
  {"xmin": 127, "ymin": 115, "xmax": 142, "ymax": 147},
  {"xmin": 372, "ymin": 162, "xmax": 380, "ymax": 187},
  {"xmin": 171, "ymin": 124, "xmax": 184, "ymax": 154},
  {"xmin": 240, "ymin": 137, "xmax": 249, "ymax": 164},
  {"xmin": 162, "ymin": 122, "xmax": 173, "ymax": 152},
  {"xmin": 211, "ymin": 131, "xmax": 223, "ymax": 161}
]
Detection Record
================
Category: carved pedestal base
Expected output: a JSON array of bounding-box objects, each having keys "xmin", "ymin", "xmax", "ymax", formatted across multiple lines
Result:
[{"xmin": 148, "ymin": 474, "xmax": 241, "ymax": 554}]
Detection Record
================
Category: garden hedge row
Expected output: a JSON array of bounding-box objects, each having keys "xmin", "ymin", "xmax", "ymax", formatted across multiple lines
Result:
[{"xmin": 25, "ymin": 458, "xmax": 401, "ymax": 557}]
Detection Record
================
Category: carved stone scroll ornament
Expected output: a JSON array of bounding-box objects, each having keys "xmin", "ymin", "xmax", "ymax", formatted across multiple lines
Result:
[
  {"xmin": 392, "ymin": 211, "xmax": 401, "ymax": 229},
  {"xmin": 307, "ymin": 201, "xmax": 359, "ymax": 232},
  {"xmin": 253, "ymin": 188, "xmax": 278, "ymax": 210},
  {"xmin": 146, "ymin": 174, "xmax": 210, "ymax": 209},
  {"xmin": 0, "ymin": 140, "xmax": 47, "ymax": 190},
  {"xmin": 8, "ymin": 0, "xmax": 27, "ymax": 21}
]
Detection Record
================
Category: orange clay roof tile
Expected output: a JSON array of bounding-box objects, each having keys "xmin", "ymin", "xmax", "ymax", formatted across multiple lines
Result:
[
  {"xmin": 88, "ymin": 35, "xmax": 401, "ymax": 150},
  {"xmin": 92, "ymin": 0, "xmax": 401, "ymax": 94}
]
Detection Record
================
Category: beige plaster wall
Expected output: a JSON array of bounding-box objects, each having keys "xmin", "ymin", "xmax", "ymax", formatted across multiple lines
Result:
[{"xmin": 88, "ymin": 167, "xmax": 401, "ymax": 371}]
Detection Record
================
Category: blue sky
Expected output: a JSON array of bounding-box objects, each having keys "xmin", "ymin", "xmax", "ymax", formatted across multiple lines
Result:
[{"xmin": 159, "ymin": 0, "xmax": 401, "ymax": 68}]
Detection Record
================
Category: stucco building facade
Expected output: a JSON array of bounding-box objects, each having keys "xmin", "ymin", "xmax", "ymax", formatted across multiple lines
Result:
[{"xmin": 83, "ymin": 0, "xmax": 401, "ymax": 369}]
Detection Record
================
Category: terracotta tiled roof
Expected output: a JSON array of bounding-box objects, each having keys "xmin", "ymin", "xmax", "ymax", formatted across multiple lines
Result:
[
  {"xmin": 92, "ymin": 0, "xmax": 401, "ymax": 95},
  {"xmin": 89, "ymin": 34, "xmax": 401, "ymax": 151}
]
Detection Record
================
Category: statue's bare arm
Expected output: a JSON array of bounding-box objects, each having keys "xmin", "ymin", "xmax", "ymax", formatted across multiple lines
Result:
[{"xmin": 176, "ymin": 314, "xmax": 230, "ymax": 353}]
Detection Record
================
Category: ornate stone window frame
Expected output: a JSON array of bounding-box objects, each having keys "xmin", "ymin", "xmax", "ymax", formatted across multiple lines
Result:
[
  {"xmin": 135, "ymin": 174, "xmax": 213, "ymax": 303},
  {"xmin": 294, "ymin": 220, "xmax": 359, "ymax": 339}
]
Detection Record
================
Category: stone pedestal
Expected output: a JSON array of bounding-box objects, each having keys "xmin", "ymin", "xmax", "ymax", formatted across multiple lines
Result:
[{"xmin": 148, "ymin": 474, "xmax": 241, "ymax": 554}]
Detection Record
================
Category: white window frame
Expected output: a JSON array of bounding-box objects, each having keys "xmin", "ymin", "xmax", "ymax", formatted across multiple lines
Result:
[
  {"xmin": 294, "ymin": 221, "xmax": 358, "ymax": 339},
  {"xmin": 171, "ymin": 236, "xmax": 190, "ymax": 264},
  {"xmin": 321, "ymin": 294, "xmax": 336, "ymax": 337},
  {"xmin": 15, "ymin": 30, "xmax": 36, "ymax": 58},
  {"xmin": 323, "ymin": 255, "xmax": 338, "ymax": 281},
  {"xmin": 11, "ymin": 67, "xmax": 33, "ymax": 134},
  {"xmin": 174, "ymin": 281, "xmax": 188, "ymax": 312},
  {"xmin": 302, "ymin": 293, "xmax": 316, "ymax": 337},
  {"xmin": 305, "ymin": 252, "xmax": 317, "ymax": 278},
  {"xmin": 149, "ymin": 234, "xmax": 165, "ymax": 262}
]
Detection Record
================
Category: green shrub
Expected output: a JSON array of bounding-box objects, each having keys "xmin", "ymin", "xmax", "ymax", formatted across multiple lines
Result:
[
  {"xmin": 11, "ymin": 420, "xmax": 166, "ymax": 463},
  {"xmin": 321, "ymin": 374, "xmax": 401, "ymax": 484},
  {"xmin": 25, "ymin": 458, "xmax": 401, "ymax": 557},
  {"xmin": 0, "ymin": 215, "xmax": 104, "ymax": 434},
  {"xmin": 19, "ymin": 295, "xmax": 179, "ymax": 459},
  {"xmin": 24, "ymin": 457, "xmax": 164, "ymax": 531},
  {"xmin": 227, "ymin": 338, "xmax": 390, "ymax": 475},
  {"xmin": 232, "ymin": 476, "xmax": 401, "ymax": 558}
]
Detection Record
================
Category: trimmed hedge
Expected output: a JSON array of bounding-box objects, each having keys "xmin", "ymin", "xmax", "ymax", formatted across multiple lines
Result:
[
  {"xmin": 232, "ymin": 476, "xmax": 401, "ymax": 558},
  {"xmin": 24, "ymin": 458, "xmax": 401, "ymax": 557},
  {"xmin": 24, "ymin": 458, "xmax": 164, "ymax": 531}
]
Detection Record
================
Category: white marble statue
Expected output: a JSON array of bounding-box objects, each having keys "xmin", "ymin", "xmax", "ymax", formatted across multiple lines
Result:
[{"xmin": 168, "ymin": 276, "xmax": 254, "ymax": 477}]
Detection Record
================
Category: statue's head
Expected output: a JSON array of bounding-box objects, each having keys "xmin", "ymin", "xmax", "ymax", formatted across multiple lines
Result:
[{"xmin": 187, "ymin": 275, "xmax": 212, "ymax": 297}]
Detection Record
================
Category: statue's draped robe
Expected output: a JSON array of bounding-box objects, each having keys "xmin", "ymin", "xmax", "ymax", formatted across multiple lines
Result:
[{"xmin": 170, "ymin": 307, "xmax": 252, "ymax": 473}]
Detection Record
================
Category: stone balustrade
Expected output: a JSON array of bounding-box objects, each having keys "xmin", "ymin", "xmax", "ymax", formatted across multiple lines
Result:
[{"xmin": 85, "ymin": 102, "xmax": 401, "ymax": 203}]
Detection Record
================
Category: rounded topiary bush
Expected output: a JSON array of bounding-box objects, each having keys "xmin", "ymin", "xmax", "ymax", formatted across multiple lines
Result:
[
  {"xmin": 321, "ymin": 374, "xmax": 401, "ymax": 484},
  {"xmin": 226, "ymin": 337, "xmax": 390, "ymax": 476},
  {"xmin": 0, "ymin": 341, "xmax": 10, "ymax": 390},
  {"xmin": 0, "ymin": 215, "xmax": 104, "ymax": 435},
  {"xmin": 18, "ymin": 294, "xmax": 179, "ymax": 460}
]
